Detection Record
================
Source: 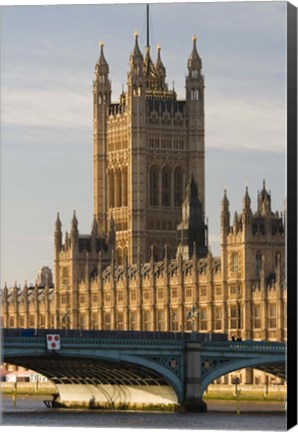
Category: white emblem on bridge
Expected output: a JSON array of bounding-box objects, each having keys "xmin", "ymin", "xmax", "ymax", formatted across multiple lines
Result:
[{"xmin": 46, "ymin": 334, "xmax": 61, "ymax": 351}]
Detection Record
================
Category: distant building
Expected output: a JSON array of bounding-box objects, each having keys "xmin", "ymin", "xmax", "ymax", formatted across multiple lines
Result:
[
  {"xmin": 1, "ymin": 23, "xmax": 286, "ymax": 386},
  {"xmin": 37, "ymin": 267, "xmax": 53, "ymax": 287}
]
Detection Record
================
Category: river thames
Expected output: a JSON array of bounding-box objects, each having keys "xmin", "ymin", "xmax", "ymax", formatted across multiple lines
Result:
[{"xmin": 1, "ymin": 396, "xmax": 286, "ymax": 430}]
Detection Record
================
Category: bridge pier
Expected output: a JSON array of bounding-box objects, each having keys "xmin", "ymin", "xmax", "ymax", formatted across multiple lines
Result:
[
  {"xmin": 181, "ymin": 397, "xmax": 207, "ymax": 413},
  {"xmin": 182, "ymin": 342, "xmax": 207, "ymax": 412}
]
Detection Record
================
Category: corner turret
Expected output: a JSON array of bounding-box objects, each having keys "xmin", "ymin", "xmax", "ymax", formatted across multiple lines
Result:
[
  {"xmin": 71, "ymin": 210, "xmax": 79, "ymax": 241},
  {"xmin": 221, "ymin": 188, "xmax": 230, "ymax": 239},
  {"xmin": 55, "ymin": 212, "xmax": 62, "ymax": 252},
  {"xmin": 186, "ymin": 35, "xmax": 204, "ymax": 107},
  {"xmin": 258, "ymin": 180, "xmax": 271, "ymax": 215},
  {"xmin": 242, "ymin": 186, "xmax": 252, "ymax": 225}
]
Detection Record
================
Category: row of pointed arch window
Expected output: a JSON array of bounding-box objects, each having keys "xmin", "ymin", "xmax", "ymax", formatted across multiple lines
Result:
[
  {"xmin": 5, "ymin": 303, "xmax": 279, "ymax": 332},
  {"xmin": 101, "ymin": 309, "xmax": 204, "ymax": 331},
  {"xmin": 98, "ymin": 94, "xmax": 108, "ymax": 105},
  {"xmin": 190, "ymin": 89, "xmax": 200, "ymax": 100},
  {"xmin": 231, "ymin": 251, "xmax": 281, "ymax": 279},
  {"xmin": 98, "ymin": 74, "xmax": 107, "ymax": 84},
  {"xmin": 108, "ymin": 167, "xmax": 128, "ymax": 208},
  {"xmin": 150, "ymin": 166, "xmax": 184, "ymax": 208}
]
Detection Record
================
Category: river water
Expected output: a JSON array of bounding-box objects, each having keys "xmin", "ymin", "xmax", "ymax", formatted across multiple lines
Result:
[{"xmin": 1, "ymin": 395, "xmax": 286, "ymax": 431}]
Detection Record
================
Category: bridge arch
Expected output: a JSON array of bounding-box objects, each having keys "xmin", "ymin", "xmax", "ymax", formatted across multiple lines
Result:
[
  {"xmin": 4, "ymin": 348, "xmax": 184, "ymax": 407},
  {"xmin": 61, "ymin": 350, "xmax": 183, "ymax": 401},
  {"xmin": 199, "ymin": 355, "xmax": 285, "ymax": 397}
]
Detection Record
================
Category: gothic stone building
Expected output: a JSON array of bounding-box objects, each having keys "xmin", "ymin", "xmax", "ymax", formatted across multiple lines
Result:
[{"xmin": 1, "ymin": 32, "xmax": 286, "ymax": 385}]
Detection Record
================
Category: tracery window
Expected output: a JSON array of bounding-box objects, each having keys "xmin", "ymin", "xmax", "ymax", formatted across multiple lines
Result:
[
  {"xmin": 215, "ymin": 307, "xmax": 222, "ymax": 330},
  {"xmin": 256, "ymin": 252, "xmax": 262, "ymax": 277},
  {"xmin": 200, "ymin": 308, "xmax": 208, "ymax": 331},
  {"xmin": 162, "ymin": 166, "xmax": 171, "ymax": 206},
  {"xmin": 253, "ymin": 304, "xmax": 261, "ymax": 329},
  {"xmin": 171, "ymin": 309, "xmax": 179, "ymax": 331},
  {"xmin": 122, "ymin": 167, "xmax": 128, "ymax": 207},
  {"xmin": 191, "ymin": 89, "xmax": 199, "ymax": 100},
  {"xmin": 157, "ymin": 310, "xmax": 164, "ymax": 331},
  {"xmin": 231, "ymin": 252, "xmax": 239, "ymax": 273},
  {"xmin": 230, "ymin": 304, "xmax": 241, "ymax": 330},
  {"xmin": 104, "ymin": 312, "xmax": 111, "ymax": 330},
  {"xmin": 174, "ymin": 167, "xmax": 183, "ymax": 207},
  {"xmin": 91, "ymin": 312, "xmax": 98, "ymax": 330},
  {"xmin": 143, "ymin": 310, "xmax": 150, "ymax": 331},
  {"xmin": 191, "ymin": 70, "xmax": 199, "ymax": 79},
  {"xmin": 116, "ymin": 311, "xmax": 124, "ymax": 330},
  {"xmin": 268, "ymin": 304, "xmax": 277, "ymax": 329},
  {"xmin": 130, "ymin": 310, "xmax": 137, "ymax": 331},
  {"xmin": 149, "ymin": 165, "xmax": 158, "ymax": 206}
]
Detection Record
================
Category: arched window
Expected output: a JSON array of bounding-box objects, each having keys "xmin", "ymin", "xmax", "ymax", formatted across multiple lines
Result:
[
  {"xmin": 103, "ymin": 312, "xmax": 111, "ymax": 330},
  {"xmin": 149, "ymin": 166, "xmax": 159, "ymax": 206},
  {"xmin": 123, "ymin": 247, "xmax": 128, "ymax": 262},
  {"xmin": 162, "ymin": 166, "xmax": 171, "ymax": 206},
  {"xmin": 115, "ymin": 168, "xmax": 122, "ymax": 207},
  {"xmin": 122, "ymin": 167, "xmax": 128, "ymax": 207},
  {"xmin": 231, "ymin": 252, "xmax": 239, "ymax": 273},
  {"xmin": 191, "ymin": 89, "xmax": 199, "ymax": 100},
  {"xmin": 174, "ymin": 167, "xmax": 183, "ymax": 207},
  {"xmin": 108, "ymin": 170, "xmax": 114, "ymax": 208},
  {"xmin": 98, "ymin": 94, "xmax": 102, "ymax": 105},
  {"xmin": 129, "ymin": 310, "xmax": 137, "ymax": 331},
  {"xmin": 116, "ymin": 311, "xmax": 124, "ymax": 330},
  {"xmin": 256, "ymin": 252, "xmax": 262, "ymax": 277},
  {"xmin": 143, "ymin": 310, "xmax": 150, "ymax": 331},
  {"xmin": 191, "ymin": 69, "xmax": 199, "ymax": 79},
  {"xmin": 117, "ymin": 248, "xmax": 123, "ymax": 265}
]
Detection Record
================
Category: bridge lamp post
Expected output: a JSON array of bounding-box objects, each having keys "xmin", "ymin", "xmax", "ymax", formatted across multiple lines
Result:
[
  {"xmin": 61, "ymin": 312, "xmax": 69, "ymax": 336},
  {"xmin": 172, "ymin": 311, "xmax": 178, "ymax": 338},
  {"xmin": 232, "ymin": 376, "xmax": 241, "ymax": 415},
  {"xmin": 187, "ymin": 305, "xmax": 200, "ymax": 340}
]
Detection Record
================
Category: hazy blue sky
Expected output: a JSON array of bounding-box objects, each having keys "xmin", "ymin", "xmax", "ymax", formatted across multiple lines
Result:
[{"xmin": 1, "ymin": 1, "xmax": 287, "ymax": 286}]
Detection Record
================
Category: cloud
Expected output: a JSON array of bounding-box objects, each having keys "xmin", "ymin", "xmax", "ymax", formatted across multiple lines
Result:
[
  {"xmin": 2, "ymin": 87, "xmax": 91, "ymax": 128},
  {"xmin": 205, "ymin": 93, "xmax": 285, "ymax": 153}
]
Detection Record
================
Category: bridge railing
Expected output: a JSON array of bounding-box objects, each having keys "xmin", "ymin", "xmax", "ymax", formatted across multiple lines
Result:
[
  {"xmin": 2, "ymin": 328, "xmax": 227, "ymax": 342},
  {"xmin": 201, "ymin": 340, "xmax": 286, "ymax": 352}
]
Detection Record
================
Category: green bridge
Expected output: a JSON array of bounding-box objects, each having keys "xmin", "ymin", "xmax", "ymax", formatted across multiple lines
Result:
[{"xmin": 2, "ymin": 329, "xmax": 286, "ymax": 411}]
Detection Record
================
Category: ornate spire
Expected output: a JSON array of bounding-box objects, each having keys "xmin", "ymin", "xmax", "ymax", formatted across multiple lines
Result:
[
  {"xmin": 156, "ymin": 44, "xmax": 164, "ymax": 70},
  {"xmin": 96, "ymin": 41, "xmax": 109, "ymax": 75},
  {"xmin": 108, "ymin": 213, "xmax": 116, "ymax": 246},
  {"xmin": 55, "ymin": 212, "xmax": 62, "ymax": 250},
  {"xmin": 71, "ymin": 210, "xmax": 78, "ymax": 237},
  {"xmin": 221, "ymin": 187, "xmax": 229, "ymax": 211},
  {"xmin": 187, "ymin": 35, "xmax": 202, "ymax": 72},
  {"xmin": 243, "ymin": 185, "xmax": 251, "ymax": 210},
  {"xmin": 130, "ymin": 31, "xmax": 143, "ymax": 66},
  {"xmin": 233, "ymin": 210, "xmax": 240, "ymax": 233},
  {"xmin": 258, "ymin": 179, "xmax": 271, "ymax": 214},
  {"xmin": 91, "ymin": 215, "xmax": 98, "ymax": 236},
  {"xmin": 155, "ymin": 43, "xmax": 166, "ymax": 88},
  {"xmin": 55, "ymin": 212, "xmax": 62, "ymax": 232}
]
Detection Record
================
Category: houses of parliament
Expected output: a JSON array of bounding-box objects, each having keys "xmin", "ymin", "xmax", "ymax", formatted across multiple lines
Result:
[{"xmin": 1, "ymin": 20, "xmax": 286, "ymax": 385}]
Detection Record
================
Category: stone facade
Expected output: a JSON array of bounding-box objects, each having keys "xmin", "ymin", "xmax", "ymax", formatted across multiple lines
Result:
[
  {"xmin": 1, "ymin": 184, "xmax": 286, "ymax": 344},
  {"xmin": 1, "ymin": 29, "xmax": 286, "ymax": 384},
  {"xmin": 93, "ymin": 35, "xmax": 205, "ymax": 264}
]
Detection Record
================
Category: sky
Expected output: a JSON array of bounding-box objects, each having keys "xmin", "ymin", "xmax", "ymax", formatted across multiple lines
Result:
[{"xmin": 1, "ymin": 1, "xmax": 288, "ymax": 287}]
